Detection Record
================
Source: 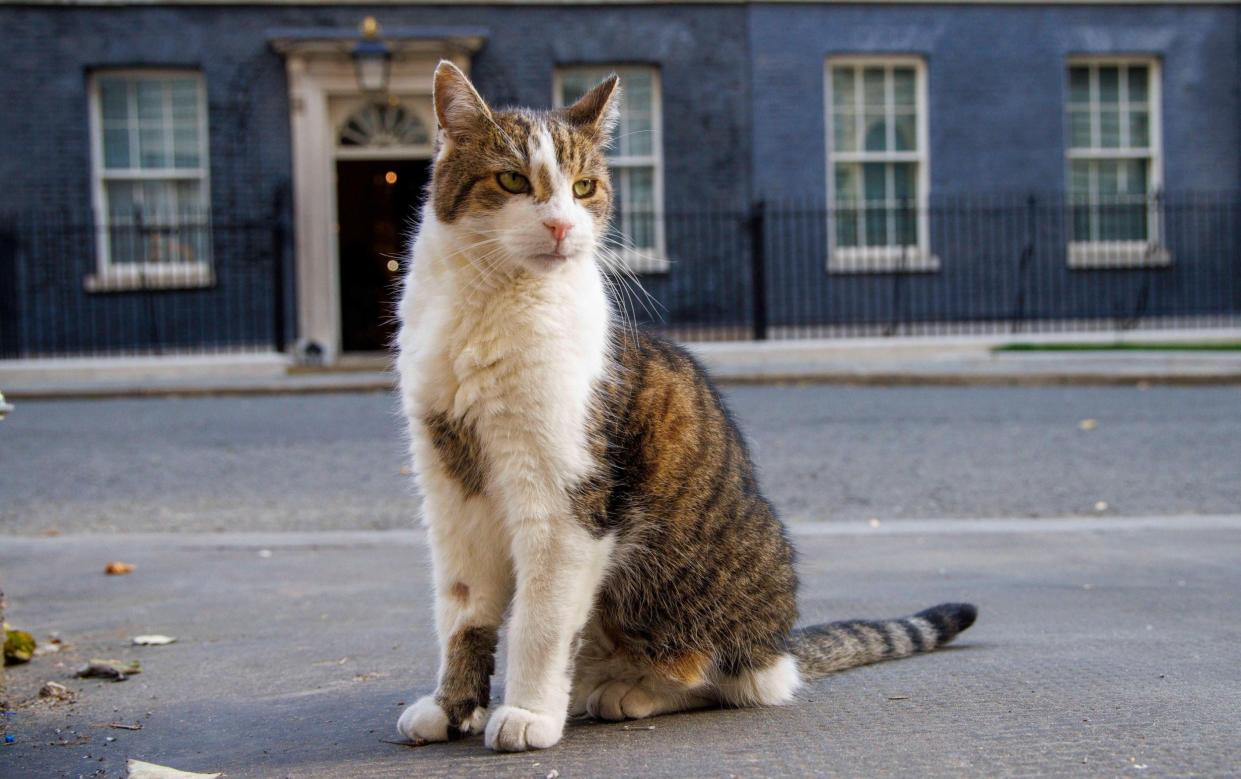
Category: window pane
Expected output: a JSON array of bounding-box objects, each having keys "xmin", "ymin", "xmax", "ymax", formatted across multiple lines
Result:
[
  {"xmin": 1129, "ymin": 109, "xmax": 1150, "ymax": 148},
  {"xmin": 1069, "ymin": 160, "xmax": 1091, "ymax": 197},
  {"xmin": 559, "ymin": 72, "xmax": 594, "ymax": 106},
  {"xmin": 1097, "ymin": 159, "xmax": 1119, "ymax": 195},
  {"xmin": 103, "ymin": 127, "xmax": 130, "ymax": 168},
  {"xmin": 893, "ymin": 111, "xmax": 915, "ymax": 151},
  {"xmin": 99, "ymin": 78, "xmax": 129, "ymax": 121},
  {"xmin": 862, "ymin": 68, "xmax": 885, "ymax": 109},
  {"xmin": 105, "ymin": 180, "xmax": 138, "ymax": 220},
  {"xmin": 832, "ymin": 111, "xmax": 856, "ymax": 152},
  {"xmin": 1127, "ymin": 66, "xmax": 1149, "ymax": 103},
  {"xmin": 1099, "ymin": 108, "xmax": 1120, "ymax": 148},
  {"xmin": 1068, "ymin": 108, "xmax": 1092, "ymax": 149},
  {"xmin": 862, "ymin": 162, "xmax": 888, "ymax": 246},
  {"xmin": 834, "ymin": 164, "xmax": 857, "ymax": 202},
  {"xmin": 136, "ymin": 80, "xmax": 164, "ymax": 122},
  {"xmin": 833, "ymin": 165, "xmax": 859, "ymax": 247},
  {"xmin": 831, "ymin": 67, "xmax": 855, "ymax": 108},
  {"xmin": 173, "ymin": 125, "xmax": 200, "ymax": 168},
  {"xmin": 139, "ymin": 125, "xmax": 169, "ymax": 168},
  {"xmin": 892, "ymin": 68, "xmax": 915, "ymax": 107},
  {"xmin": 893, "ymin": 163, "xmax": 917, "ymax": 245},
  {"xmin": 619, "ymin": 71, "xmax": 653, "ymax": 157},
  {"xmin": 863, "ymin": 111, "xmax": 888, "ymax": 152},
  {"xmin": 1121, "ymin": 158, "xmax": 1148, "ymax": 195},
  {"xmin": 1098, "ymin": 67, "xmax": 1120, "ymax": 104},
  {"xmin": 892, "ymin": 162, "xmax": 915, "ymax": 201},
  {"xmin": 1068, "ymin": 67, "xmax": 1091, "ymax": 104},
  {"xmin": 613, "ymin": 166, "xmax": 656, "ymax": 250}
]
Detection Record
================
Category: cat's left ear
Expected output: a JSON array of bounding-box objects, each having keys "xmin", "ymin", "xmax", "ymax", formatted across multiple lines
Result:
[
  {"xmin": 433, "ymin": 60, "xmax": 493, "ymax": 144},
  {"xmin": 563, "ymin": 75, "xmax": 620, "ymax": 142}
]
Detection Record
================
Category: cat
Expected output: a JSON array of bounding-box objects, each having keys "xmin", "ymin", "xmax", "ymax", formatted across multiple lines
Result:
[{"xmin": 394, "ymin": 60, "xmax": 977, "ymax": 753}]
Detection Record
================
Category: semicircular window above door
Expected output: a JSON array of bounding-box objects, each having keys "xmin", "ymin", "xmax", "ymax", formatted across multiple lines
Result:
[{"xmin": 338, "ymin": 102, "xmax": 431, "ymax": 148}]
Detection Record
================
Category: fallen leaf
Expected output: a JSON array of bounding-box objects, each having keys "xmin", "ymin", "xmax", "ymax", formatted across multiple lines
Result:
[
  {"xmin": 39, "ymin": 681, "xmax": 74, "ymax": 701},
  {"xmin": 105, "ymin": 561, "xmax": 135, "ymax": 575},
  {"xmin": 77, "ymin": 659, "xmax": 141, "ymax": 681},
  {"xmin": 1078, "ymin": 419, "xmax": 1098, "ymax": 431},
  {"xmin": 379, "ymin": 738, "xmax": 429, "ymax": 748},
  {"xmin": 4, "ymin": 626, "xmax": 36, "ymax": 665},
  {"xmin": 132, "ymin": 635, "xmax": 177, "ymax": 646},
  {"xmin": 126, "ymin": 759, "xmax": 221, "ymax": 779}
]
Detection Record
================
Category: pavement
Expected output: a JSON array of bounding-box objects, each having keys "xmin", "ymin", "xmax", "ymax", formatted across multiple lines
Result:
[
  {"xmin": 3, "ymin": 516, "xmax": 1240, "ymax": 778},
  {"xmin": 3, "ymin": 330, "xmax": 1241, "ymax": 399},
  {"xmin": 3, "ymin": 387, "xmax": 1240, "ymax": 534}
]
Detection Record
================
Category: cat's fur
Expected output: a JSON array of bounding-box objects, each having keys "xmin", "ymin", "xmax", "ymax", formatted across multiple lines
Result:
[{"xmin": 395, "ymin": 61, "xmax": 977, "ymax": 753}]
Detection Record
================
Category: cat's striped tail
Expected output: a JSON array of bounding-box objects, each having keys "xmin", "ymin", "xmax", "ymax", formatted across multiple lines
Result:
[{"xmin": 789, "ymin": 603, "xmax": 977, "ymax": 678}]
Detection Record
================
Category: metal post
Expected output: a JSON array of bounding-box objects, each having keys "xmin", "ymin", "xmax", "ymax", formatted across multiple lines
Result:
[{"xmin": 749, "ymin": 200, "xmax": 768, "ymax": 341}]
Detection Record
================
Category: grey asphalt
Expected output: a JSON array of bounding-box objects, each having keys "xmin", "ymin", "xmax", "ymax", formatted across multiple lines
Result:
[
  {"xmin": 2, "ymin": 386, "xmax": 1240, "ymax": 534},
  {"xmin": 3, "ymin": 517, "xmax": 1240, "ymax": 778}
]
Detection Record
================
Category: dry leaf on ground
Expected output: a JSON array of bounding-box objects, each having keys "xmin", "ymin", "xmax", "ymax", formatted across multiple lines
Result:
[
  {"xmin": 133, "ymin": 635, "xmax": 177, "ymax": 646},
  {"xmin": 76, "ymin": 659, "xmax": 141, "ymax": 681},
  {"xmin": 105, "ymin": 561, "xmax": 136, "ymax": 575},
  {"xmin": 126, "ymin": 759, "xmax": 221, "ymax": 779},
  {"xmin": 4, "ymin": 626, "xmax": 36, "ymax": 664}
]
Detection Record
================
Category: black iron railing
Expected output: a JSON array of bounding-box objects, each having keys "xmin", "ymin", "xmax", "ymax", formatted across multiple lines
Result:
[{"xmin": 1, "ymin": 192, "xmax": 1238, "ymax": 359}]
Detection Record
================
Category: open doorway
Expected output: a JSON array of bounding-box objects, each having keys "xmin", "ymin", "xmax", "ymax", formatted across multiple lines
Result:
[{"xmin": 336, "ymin": 159, "xmax": 429, "ymax": 352}]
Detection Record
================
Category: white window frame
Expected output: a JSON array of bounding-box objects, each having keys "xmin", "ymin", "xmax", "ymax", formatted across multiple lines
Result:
[
  {"xmin": 1065, "ymin": 56, "xmax": 1169, "ymax": 269},
  {"xmin": 825, "ymin": 56, "xmax": 937, "ymax": 274},
  {"xmin": 553, "ymin": 65, "xmax": 668, "ymax": 274},
  {"xmin": 87, "ymin": 68, "xmax": 214, "ymax": 291}
]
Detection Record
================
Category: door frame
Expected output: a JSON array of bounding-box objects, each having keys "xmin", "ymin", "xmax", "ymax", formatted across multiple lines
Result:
[{"xmin": 272, "ymin": 30, "xmax": 484, "ymax": 363}]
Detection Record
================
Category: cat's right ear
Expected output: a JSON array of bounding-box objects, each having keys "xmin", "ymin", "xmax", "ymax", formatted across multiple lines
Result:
[{"xmin": 433, "ymin": 61, "xmax": 492, "ymax": 144}]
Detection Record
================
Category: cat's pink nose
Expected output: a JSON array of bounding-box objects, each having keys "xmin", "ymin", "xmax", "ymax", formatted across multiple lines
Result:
[{"xmin": 543, "ymin": 220, "xmax": 573, "ymax": 243}]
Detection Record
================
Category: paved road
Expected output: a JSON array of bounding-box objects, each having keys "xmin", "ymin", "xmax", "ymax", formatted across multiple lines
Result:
[
  {"xmin": 3, "ymin": 518, "xmax": 1240, "ymax": 777},
  {"xmin": 2, "ymin": 386, "xmax": 1239, "ymax": 534}
]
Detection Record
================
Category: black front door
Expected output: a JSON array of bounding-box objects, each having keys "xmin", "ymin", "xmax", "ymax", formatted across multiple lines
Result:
[{"xmin": 336, "ymin": 159, "xmax": 429, "ymax": 352}]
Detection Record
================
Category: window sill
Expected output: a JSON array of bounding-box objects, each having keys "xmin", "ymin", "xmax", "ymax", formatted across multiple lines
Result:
[
  {"xmin": 828, "ymin": 249, "xmax": 940, "ymax": 275},
  {"xmin": 85, "ymin": 263, "xmax": 215, "ymax": 292},
  {"xmin": 1068, "ymin": 242, "xmax": 1172, "ymax": 269}
]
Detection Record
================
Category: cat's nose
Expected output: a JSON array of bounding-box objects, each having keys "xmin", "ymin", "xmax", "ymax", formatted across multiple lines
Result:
[{"xmin": 543, "ymin": 220, "xmax": 573, "ymax": 243}]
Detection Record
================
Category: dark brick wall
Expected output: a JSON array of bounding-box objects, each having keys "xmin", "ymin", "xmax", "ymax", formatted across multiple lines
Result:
[
  {"xmin": 0, "ymin": 4, "xmax": 1237, "ymax": 353},
  {"xmin": 748, "ymin": 4, "xmax": 1241, "ymax": 197}
]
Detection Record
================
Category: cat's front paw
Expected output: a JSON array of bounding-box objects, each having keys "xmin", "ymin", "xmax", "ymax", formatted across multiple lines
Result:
[
  {"xmin": 397, "ymin": 695, "xmax": 488, "ymax": 742},
  {"xmin": 484, "ymin": 704, "xmax": 564, "ymax": 752}
]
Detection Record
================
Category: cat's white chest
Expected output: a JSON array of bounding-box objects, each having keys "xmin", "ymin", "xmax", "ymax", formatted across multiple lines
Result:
[{"xmin": 398, "ymin": 234, "xmax": 611, "ymax": 502}]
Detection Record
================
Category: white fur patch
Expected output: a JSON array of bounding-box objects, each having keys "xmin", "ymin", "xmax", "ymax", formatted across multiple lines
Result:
[{"xmin": 717, "ymin": 654, "xmax": 802, "ymax": 707}]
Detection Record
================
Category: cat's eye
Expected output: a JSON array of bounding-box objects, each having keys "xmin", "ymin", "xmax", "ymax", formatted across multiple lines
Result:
[
  {"xmin": 497, "ymin": 171, "xmax": 531, "ymax": 194},
  {"xmin": 573, "ymin": 179, "xmax": 597, "ymax": 198}
]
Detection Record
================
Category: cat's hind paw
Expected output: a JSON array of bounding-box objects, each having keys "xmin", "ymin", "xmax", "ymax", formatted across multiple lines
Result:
[
  {"xmin": 586, "ymin": 679, "xmax": 659, "ymax": 721},
  {"xmin": 484, "ymin": 704, "xmax": 564, "ymax": 752}
]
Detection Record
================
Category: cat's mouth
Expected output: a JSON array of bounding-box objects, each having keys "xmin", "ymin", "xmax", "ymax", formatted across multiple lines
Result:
[{"xmin": 531, "ymin": 252, "xmax": 570, "ymax": 265}]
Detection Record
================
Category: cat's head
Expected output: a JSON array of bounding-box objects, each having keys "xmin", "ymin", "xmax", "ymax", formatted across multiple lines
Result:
[{"xmin": 428, "ymin": 61, "xmax": 618, "ymax": 275}]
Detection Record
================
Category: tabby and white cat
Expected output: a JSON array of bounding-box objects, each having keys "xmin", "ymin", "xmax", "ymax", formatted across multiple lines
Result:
[{"xmin": 395, "ymin": 61, "xmax": 976, "ymax": 753}]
